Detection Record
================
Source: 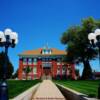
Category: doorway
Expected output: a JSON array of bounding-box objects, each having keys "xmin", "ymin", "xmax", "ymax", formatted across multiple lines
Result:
[{"xmin": 42, "ymin": 68, "xmax": 52, "ymax": 80}]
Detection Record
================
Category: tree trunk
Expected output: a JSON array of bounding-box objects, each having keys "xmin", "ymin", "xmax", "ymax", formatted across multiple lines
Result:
[
  {"xmin": 26, "ymin": 73, "xmax": 28, "ymax": 80},
  {"xmin": 81, "ymin": 60, "xmax": 93, "ymax": 80}
]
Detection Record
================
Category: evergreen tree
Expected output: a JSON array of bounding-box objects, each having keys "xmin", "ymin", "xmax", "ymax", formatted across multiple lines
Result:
[
  {"xmin": 23, "ymin": 66, "xmax": 32, "ymax": 80},
  {"xmin": 12, "ymin": 69, "xmax": 18, "ymax": 79},
  {"xmin": 0, "ymin": 52, "xmax": 14, "ymax": 79}
]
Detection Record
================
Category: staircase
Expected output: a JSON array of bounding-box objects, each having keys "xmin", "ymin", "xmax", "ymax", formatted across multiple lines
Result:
[{"xmin": 41, "ymin": 74, "xmax": 52, "ymax": 80}]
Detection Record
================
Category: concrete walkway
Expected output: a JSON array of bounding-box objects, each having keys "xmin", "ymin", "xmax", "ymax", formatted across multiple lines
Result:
[{"xmin": 32, "ymin": 80, "xmax": 66, "ymax": 100}]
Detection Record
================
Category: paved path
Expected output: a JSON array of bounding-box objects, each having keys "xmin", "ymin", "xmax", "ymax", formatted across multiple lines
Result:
[{"xmin": 32, "ymin": 80, "xmax": 66, "ymax": 100}]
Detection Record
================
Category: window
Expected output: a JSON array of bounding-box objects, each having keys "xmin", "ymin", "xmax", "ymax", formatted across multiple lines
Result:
[
  {"xmin": 23, "ymin": 58, "xmax": 27, "ymax": 65},
  {"xmin": 22, "ymin": 71, "xmax": 25, "ymax": 75},
  {"xmin": 42, "ymin": 49, "xmax": 52, "ymax": 54},
  {"xmin": 22, "ymin": 75, "xmax": 26, "ymax": 79},
  {"xmin": 33, "ymin": 66, "xmax": 37, "ymax": 74},
  {"xmin": 42, "ymin": 49, "xmax": 46, "ymax": 54},
  {"xmin": 67, "ymin": 68, "xmax": 72, "ymax": 75},
  {"xmin": 49, "ymin": 58, "xmax": 52, "ymax": 61},
  {"xmin": 45, "ymin": 50, "xmax": 48, "ymax": 54},
  {"xmin": 42, "ymin": 50, "xmax": 44, "ymax": 54},
  {"xmin": 57, "ymin": 62, "xmax": 60, "ymax": 65},
  {"xmin": 42, "ymin": 62, "xmax": 52, "ymax": 68},
  {"xmin": 57, "ymin": 58, "xmax": 61, "ymax": 65},
  {"xmin": 34, "ymin": 58, "xmax": 37, "ymax": 62},
  {"xmin": 57, "ymin": 66, "xmax": 60, "ymax": 75},
  {"xmin": 42, "ymin": 58, "xmax": 45, "ymax": 62},
  {"xmin": 28, "ymin": 58, "xmax": 32, "ymax": 65},
  {"xmin": 28, "ymin": 76, "xmax": 32, "ymax": 80},
  {"xmin": 62, "ymin": 66, "xmax": 66, "ymax": 75},
  {"xmin": 49, "ymin": 50, "xmax": 51, "ymax": 54},
  {"xmin": 34, "ymin": 74, "xmax": 37, "ymax": 79},
  {"xmin": 33, "ymin": 58, "xmax": 37, "ymax": 65},
  {"xmin": 45, "ymin": 58, "xmax": 48, "ymax": 61}
]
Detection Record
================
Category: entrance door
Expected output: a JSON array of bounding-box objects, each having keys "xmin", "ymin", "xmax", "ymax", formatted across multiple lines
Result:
[
  {"xmin": 43, "ymin": 68, "xmax": 51, "ymax": 75},
  {"xmin": 43, "ymin": 68, "xmax": 51, "ymax": 80}
]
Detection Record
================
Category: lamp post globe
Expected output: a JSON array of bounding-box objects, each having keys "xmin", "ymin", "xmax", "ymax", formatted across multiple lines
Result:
[
  {"xmin": 88, "ymin": 33, "xmax": 96, "ymax": 47},
  {"xmin": 95, "ymin": 29, "xmax": 100, "ymax": 36},
  {"xmin": 0, "ymin": 31, "xmax": 6, "ymax": 44},
  {"xmin": 0, "ymin": 28, "xmax": 18, "ymax": 100}
]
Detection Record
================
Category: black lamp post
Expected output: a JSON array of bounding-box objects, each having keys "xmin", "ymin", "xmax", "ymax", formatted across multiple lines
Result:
[
  {"xmin": 0, "ymin": 28, "xmax": 18, "ymax": 100},
  {"xmin": 88, "ymin": 29, "xmax": 100, "ymax": 99}
]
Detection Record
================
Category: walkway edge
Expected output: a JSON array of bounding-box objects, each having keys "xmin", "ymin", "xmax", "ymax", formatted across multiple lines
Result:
[
  {"xmin": 10, "ymin": 83, "xmax": 40, "ymax": 100},
  {"xmin": 56, "ymin": 83, "xmax": 98, "ymax": 100}
]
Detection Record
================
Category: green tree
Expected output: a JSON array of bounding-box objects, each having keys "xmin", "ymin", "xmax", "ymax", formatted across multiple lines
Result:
[
  {"xmin": 61, "ymin": 17, "xmax": 100, "ymax": 79},
  {"xmin": 75, "ymin": 69, "xmax": 80, "ymax": 79},
  {"xmin": 12, "ymin": 69, "xmax": 18, "ymax": 79},
  {"xmin": 23, "ymin": 66, "xmax": 32, "ymax": 80},
  {"xmin": 0, "ymin": 52, "xmax": 14, "ymax": 79}
]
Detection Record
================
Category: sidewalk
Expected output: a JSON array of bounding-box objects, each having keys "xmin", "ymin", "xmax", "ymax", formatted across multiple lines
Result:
[{"xmin": 32, "ymin": 80, "xmax": 66, "ymax": 100}]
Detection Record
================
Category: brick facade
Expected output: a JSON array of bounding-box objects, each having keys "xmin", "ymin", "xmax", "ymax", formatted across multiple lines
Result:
[{"xmin": 18, "ymin": 47, "xmax": 76, "ymax": 80}]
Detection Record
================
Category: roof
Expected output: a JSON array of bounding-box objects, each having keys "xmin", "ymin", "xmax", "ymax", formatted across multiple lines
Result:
[{"xmin": 19, "ymin": 48, "xmax": 67, "ymax": 56}]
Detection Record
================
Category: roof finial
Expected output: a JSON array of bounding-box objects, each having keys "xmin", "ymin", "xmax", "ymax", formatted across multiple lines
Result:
[{"xmin": 46, "ymin": 42, "xmax": 48, "ymax": 49}]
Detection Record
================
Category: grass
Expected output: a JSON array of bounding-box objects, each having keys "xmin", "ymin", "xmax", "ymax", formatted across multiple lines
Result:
[
  {"xmin": 7, "ymin": 79, "xmax": 41, "ymax": 99},
  {"xmin": 54, "ymin": 80, "xmax": 100, "ymax": 98}
]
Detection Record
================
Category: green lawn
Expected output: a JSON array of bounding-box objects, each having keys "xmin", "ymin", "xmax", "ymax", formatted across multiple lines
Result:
[
  {"xmin": 54, "ymin": 80, "xmax": 100, "ymax": 97},
  {"xmin": 8, "ymin": 79, "xmax": 41, "ymax": 99}
]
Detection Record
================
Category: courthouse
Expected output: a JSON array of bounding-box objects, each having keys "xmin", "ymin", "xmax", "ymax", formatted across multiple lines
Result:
[{"xmin": 18, "ymin": 46, "xmax": 76, "ymax": 80}]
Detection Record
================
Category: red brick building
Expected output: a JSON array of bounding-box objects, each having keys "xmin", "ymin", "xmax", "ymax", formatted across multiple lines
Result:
[{"xmin": 18, "ymin": 46, "xmax": 76, "ymax": 80}]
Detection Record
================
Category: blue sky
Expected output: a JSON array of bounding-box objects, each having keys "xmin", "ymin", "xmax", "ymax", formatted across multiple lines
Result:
[{"xmin": 0, "ymin": 0, "xmax": 100, "ymax": 74}]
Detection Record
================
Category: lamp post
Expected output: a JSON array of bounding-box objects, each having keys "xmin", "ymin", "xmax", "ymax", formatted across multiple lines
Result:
[
  {"xmin": 88, "ymin": 29, "xmax": 100, "ymax": 99},
  {"xmin": 0, "ymin": 28, "xmax": 18, "ymax": 100}
]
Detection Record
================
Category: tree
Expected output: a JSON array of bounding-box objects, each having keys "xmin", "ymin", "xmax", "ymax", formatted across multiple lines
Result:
[
  {"xmin": 0, "ymin": 52, "xmax": 14, "ymax": 79},
  {"xmin": 61, "ymin": 17, "xmax": 100, "ymax": 79},
  {"xmin": 23, "ymin": 66, "xmax": 32, "ymax": 80},
  {"xmin": 75, "ymin": 69, "xmax": 80, "ymax": 80},
  {"xmin": 12, "ymin": 69, "xmax": 18, "ymax": 79}
]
